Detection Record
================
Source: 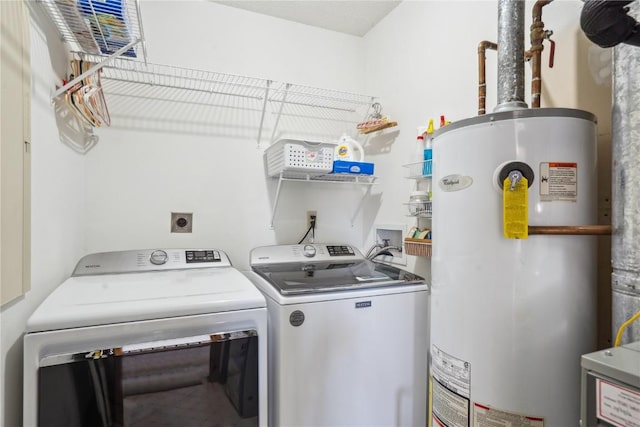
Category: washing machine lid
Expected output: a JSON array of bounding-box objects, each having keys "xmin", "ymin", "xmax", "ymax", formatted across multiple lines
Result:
[
  {"xmin": 250, "ymin": 244, "xmax": 423, "ymax": 295},
  {"xmin": 26, "ymin": 249, "xmax": 266, "ymax": 333}
]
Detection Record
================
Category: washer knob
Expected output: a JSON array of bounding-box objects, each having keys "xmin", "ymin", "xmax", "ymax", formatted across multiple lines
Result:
[
  {"xmin": 150, "ymin": 250, "xmax": 168, "ymax": 265},
  {"xmin": 303, "ymin": 245, "xmax": 316, "ymax": 258}
]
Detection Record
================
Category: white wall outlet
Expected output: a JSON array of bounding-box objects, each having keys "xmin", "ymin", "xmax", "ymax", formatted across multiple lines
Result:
[
  {"xmin": 171, "ymin": 212, "xmax": 193, "ymax": 233},
  {"xmin": 307, "ymin": 210, "xmax": 317, "ymax": 229}
]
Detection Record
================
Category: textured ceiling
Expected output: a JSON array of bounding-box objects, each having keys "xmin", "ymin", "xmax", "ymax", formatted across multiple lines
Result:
[{"xmin": 213, "ymin": 1, "xmax": 402, "ymax": 37}]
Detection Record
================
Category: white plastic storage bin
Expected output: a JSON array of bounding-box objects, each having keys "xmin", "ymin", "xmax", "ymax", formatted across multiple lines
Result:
[{"xmin": 265, "ymin": 139, "xmax": 336, "ymax": 177}]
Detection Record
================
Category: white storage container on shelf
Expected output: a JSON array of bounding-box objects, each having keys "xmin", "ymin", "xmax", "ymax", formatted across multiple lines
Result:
[
  {"xmin": 265, "ymin": 139, "xmax": 336, "ymax": 177},
  {"xmin": 405, "ymin": 191, "xmax": 432, "ymax": 218}
]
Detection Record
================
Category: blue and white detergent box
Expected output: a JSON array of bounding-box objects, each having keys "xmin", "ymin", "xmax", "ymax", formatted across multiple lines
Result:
[{"xmin": 332, "ymin": 161, "xmax": 375, "ymax": 175}]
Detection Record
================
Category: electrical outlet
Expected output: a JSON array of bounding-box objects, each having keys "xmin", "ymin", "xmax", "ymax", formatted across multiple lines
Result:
[
  {"xmin": 171, "ymin": 212, "xmax": 193, "ymax": 233},
  {"xmin": 307, "ymin": 210, "xmax": 317, "ymax": 229}
]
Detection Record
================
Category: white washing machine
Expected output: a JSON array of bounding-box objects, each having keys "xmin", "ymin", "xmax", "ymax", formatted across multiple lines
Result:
[
  {"xmin": 23, "ymin": 249, "xmax": 268, "ymax": 427},
  {"xmin": 245, "ymin": 243, "xmax": 429, "ymax": 427}
]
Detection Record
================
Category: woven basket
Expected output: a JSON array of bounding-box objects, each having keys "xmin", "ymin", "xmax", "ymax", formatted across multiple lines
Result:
[{"xmin": 404, "ymin": 238, "xmax": 432, "ymax": 257}]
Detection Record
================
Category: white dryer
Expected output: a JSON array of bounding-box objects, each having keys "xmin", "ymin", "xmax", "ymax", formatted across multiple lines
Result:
[
  {"xmin": 245, "ymin": 244, "xmax": 429, "ymax": 427},
  {"xmin": 23, "ymin": 249, "xmax": 267, "ymax": 427}
]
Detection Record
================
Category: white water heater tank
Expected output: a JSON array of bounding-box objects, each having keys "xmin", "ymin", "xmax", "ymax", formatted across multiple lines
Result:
[{"xmin": 430, "ymin": 108, "xmax": 598, "ymax": 427}]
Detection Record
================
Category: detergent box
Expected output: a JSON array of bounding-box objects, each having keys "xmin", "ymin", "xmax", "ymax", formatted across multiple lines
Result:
[{"xmin": 332, "ymin": 161, "xmax": 375, "ymax": 175}]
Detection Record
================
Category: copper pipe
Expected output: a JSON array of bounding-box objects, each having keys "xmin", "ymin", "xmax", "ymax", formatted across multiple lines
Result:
[
  {"xmin": 477, "ymin": 41, "xmax": 497, "ymax": 115},
  {"xmin": 529, "ymin": 0, "xmax": 553, "ymax": 108},
  {"xmin": 528, "ymin": 225, "xmax": 612, "ymax": 235}
]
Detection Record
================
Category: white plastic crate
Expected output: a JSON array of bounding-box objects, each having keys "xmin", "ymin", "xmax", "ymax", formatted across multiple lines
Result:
[{"xmin": 265, "ymin": 139, "xmax": 336, "ymax": 177}]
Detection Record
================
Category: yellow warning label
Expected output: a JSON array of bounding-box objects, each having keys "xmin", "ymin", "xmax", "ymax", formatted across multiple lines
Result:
[{"xmin": 503, "ymin": 176, "xmax": 528, "ymax": 239}]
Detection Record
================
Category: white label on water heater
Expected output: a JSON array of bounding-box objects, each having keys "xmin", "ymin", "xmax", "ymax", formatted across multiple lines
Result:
[
  {"xmin": 432, "ymin": 377, "xmax": 470, "ymax": 427},
  {"xmin": 539, "ymin": 162, "xmax": 577, "ymax": 202},
  {"xmin": 596, "ymin": 378, "xmax": 640, "ymax": 427},
  {"xmin": 431, "ymin": 345, "xmax": 471, "ymax": 427},
  {"xmin": 473, "ymin": 403, "xmax": 544, "ymax": 427},
  {"xmin": 431, "ymin": 345, "xmax": 471, "ymax": 398}
]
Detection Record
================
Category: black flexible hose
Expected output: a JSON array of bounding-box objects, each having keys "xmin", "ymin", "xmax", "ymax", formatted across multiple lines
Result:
[
  {"xmin": 581, "ymin": 0, "xmax": 640, "ymax": 47},
  {"xmin": 297, "ymin": 223, "xmax": 313, "ymax": 244}
]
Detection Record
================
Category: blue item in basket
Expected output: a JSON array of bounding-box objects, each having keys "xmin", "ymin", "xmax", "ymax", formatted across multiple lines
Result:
[
  {"xmin": 77, "ymin": 0, "xmax": 136, "ymax": 57},
  {"xmin": 332, "ymin": 161, "xmax": 375, "ymax": 175},
  {"xmin": 423, "ymin": 149, "xmax": 433, "ymax": 176}
]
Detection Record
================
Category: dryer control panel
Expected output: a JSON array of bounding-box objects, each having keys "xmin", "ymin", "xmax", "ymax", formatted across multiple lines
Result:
[
  {"xmin": 72, "ymin": 249, "xmax": 232, "ymax": 276},
  {"xmin": 186, "ymin": 250, "xmax": 222, "ymax": 263}
]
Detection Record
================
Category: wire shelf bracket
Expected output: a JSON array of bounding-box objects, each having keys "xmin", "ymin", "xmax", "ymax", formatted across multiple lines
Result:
[
  {"xmin": 269, "ymin": 172, "xmax": 378, "ymax": 228},
  {"xmin": 53, "ymin": 39, "xmax": 142, "ymax": 99},
  {"xmin": 267, "ymin": 83, "xmax": 376, "ymax": 144}
]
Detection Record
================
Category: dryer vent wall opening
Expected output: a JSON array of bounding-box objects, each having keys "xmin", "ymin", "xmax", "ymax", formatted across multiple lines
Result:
[{"xmin": 171, "ymin": 212, "xmax": 193, "ymax": 233}]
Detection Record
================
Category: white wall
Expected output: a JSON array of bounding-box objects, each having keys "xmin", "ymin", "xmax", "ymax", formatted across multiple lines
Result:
[
  {"xmin": 361, "ymin": 0, "xmax": 498, "ymax": 277},
  {"xmin": 0, "ymin": 11, "xmax": 87, "ymax": 427},
  {"xmin": 83, "ymin": 1, "xmax": 371, "ymax": 270}
]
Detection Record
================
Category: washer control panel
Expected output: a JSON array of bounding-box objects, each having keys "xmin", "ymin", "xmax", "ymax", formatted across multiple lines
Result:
[
  {"xmin": 186, "ymin": 250, "xmax": 221, "ymax": 263},
  {"xmin": 72, "ymin": 249, "xmax": 231, "ymax": 276},
  {"xmin": 326, "ymin": 245, "xmax": 356, "ymax": 256},
  {"xmin": 250, "ymin": 244, "xmax": 364, "ymax": 266}
]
